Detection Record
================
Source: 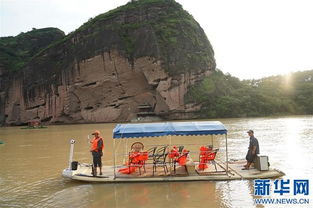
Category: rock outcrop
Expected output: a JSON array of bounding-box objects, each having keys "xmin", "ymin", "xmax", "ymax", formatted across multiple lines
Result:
[
  {"xmin": 0, "ymin": 28, "xmax": 65, "ymax": 124},
  {"xmin": 1, "ymin": 0, "xmax": 216, "ymax": 125}
]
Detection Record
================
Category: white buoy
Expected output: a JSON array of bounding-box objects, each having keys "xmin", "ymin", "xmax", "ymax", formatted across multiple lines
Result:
[{"xmin": 68, "ymin": 139, "xmax": 75, "ymax": 169}]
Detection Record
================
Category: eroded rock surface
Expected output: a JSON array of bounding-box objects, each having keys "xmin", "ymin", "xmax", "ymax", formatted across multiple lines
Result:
[{"xmin": 1, "ymin": 0, "xmax": 215, "ymax": 125}]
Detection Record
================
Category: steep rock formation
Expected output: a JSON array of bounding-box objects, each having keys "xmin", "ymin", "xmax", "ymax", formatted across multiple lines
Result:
[
  {"xmin": 2, "ymin": 0, "xmax": 216, "ymax": 125},
  {"xmin": 0, "ymin": 28, "xmax": 65, "ymax": 124}
]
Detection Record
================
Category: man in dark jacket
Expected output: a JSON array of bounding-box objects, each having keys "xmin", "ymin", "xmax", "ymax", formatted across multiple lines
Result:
[{"xmin": 243, "ymin": 130, "xmax": 259, "ymax": 170}]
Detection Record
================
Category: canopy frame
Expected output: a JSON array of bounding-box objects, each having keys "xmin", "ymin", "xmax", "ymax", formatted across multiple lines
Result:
[
  {"xmin": 113, "ymin": 121, "xmax": 227, "ymax": 139},
  {"xmin": 112, "ymin": 121, "xmax": 228, "ymax": 179}
]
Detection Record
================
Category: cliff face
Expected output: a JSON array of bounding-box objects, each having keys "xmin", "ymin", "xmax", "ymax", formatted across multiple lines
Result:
[
  {"xmin": 1, "ymin": 0, "xmax": 216, "ymax": 125},
  {"xmin": 0, "ymin": 28, "xmax": 65, "ymax": 124}
]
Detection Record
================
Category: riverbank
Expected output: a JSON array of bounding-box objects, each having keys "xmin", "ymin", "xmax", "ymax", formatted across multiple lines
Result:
[{"xmin": 1, "ymin": 114, "xmax": 312, "ymax": 128}]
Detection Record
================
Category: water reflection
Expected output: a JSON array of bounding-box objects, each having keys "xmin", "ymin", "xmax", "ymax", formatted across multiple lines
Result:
[
  {"xmin": 216, "ymin": 180, "xmax": 256, "ymax": 208},
  {"xmin": 76, "ymin": 182, "xmax": 222, "ymax": 208}
]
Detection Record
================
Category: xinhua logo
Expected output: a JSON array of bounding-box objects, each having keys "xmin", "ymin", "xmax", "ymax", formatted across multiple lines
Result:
[
  {"xmin": 254, "ymin": 179, "xmax": 309, "ymax": 196},
  {"xmin": 253, "ymin": 179, "xmax": 310, "ymax": 205}
]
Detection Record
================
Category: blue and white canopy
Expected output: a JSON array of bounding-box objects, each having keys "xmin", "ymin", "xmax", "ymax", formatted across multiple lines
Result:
[{"xmin": 113, "ymin": 121, "xmax": 227, "ymax": 139}]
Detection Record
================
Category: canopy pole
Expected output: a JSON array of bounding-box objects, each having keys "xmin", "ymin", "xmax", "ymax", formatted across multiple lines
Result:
[
  {"xmin": 211, "ymin": 135, "xmax": 213, "ymax": 147},
  {"xmin": 113, "ymin": 138, "xmax": 116, "ymax": 179},
  {"xmin": 225, "ymin": 134, "xmax": 229, "ymax": 175},
  {"xmin": 170, "ymin": 135, "xmax": 172, "ymax": 146},
  {"xmin": 123, "ymin": 139, "xmax": 128, "ymax": 164}
]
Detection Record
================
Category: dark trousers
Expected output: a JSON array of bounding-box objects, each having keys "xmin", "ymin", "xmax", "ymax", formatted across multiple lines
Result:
[
  {"xmin": 92, "ymin": 151, "xmax": 102, "ymax": 167},
  {"xmin": 246, "ymin": 151, "xmax": 256, "ymax": 163}
]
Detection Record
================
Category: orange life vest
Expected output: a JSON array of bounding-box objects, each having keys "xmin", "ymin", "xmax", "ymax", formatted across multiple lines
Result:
[{"xmin": 90, "ymin": 137, "xmax": 104, "ymax": 152}]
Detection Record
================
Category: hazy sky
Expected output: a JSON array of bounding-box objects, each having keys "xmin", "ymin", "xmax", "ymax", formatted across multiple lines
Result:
[{"xmin": 1, "ymin": 0, "xmax": 312, "ymax": 79}]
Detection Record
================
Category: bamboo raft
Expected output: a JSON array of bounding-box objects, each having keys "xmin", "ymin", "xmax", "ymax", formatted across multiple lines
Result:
[
  {"xmin": 62, "ymin": 160, "xmax": 284, "ymax": 183},
  {"xmin": 20, "ymin": 126, "xmax": 48, "ymax": 129}
]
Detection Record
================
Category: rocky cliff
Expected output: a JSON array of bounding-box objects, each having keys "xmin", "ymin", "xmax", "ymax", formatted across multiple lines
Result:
[
  {"xmin": 0, "ymin": 28, "xmax": 65, "ymax": 124},
  {"xmin": 1, "ymin": 0, "xmax": 216, "ymax": 125}
]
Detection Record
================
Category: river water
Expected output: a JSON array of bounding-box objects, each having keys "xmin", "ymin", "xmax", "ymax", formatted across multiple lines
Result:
[{"xmin": 0, "ymin": 116, "xmax": 312, "ymax": 208}]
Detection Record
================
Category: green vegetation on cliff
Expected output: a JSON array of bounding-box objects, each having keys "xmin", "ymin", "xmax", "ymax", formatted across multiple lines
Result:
[
  {"xmin": 0, "ymin": 27, "xmax": 65, "ymax": 71},
  {"xmin": 0, "ymin": 0, "xmax": 215, "ymax": 97},
  {"xmin": 185, "ymin": 69, "xmax": 313, "ymax": 117},
  {"xmin": 33, "ymin": 0, "xmax": 215, "ymax": 76}
]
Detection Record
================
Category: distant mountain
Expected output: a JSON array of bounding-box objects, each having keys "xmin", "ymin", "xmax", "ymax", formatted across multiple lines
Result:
[{"xmin": 0, "ymin": 0, "xmax": 215, "ymax": 125}]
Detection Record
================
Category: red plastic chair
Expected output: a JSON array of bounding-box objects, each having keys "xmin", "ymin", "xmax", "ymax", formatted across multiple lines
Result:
[
  {"xmin": 198, "ymin": 146, "xmax": 218, "ymax": 171},
  {"xmin": 173, "ymin": 149, "xmax": 189, "ymax": 174}
]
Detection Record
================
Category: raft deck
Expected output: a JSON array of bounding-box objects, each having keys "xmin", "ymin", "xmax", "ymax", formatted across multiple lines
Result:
[{"xmin": 63, "ymin": 160, "xmax": 285, "ymax": 183}]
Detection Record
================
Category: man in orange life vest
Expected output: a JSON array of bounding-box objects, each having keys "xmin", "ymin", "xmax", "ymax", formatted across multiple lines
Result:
[{"xmin": 90, "ymin": 130, "xmax": 104, "ymax": 176}]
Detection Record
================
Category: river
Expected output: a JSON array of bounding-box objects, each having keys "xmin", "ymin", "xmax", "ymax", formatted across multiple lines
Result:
[{"xmin": 0, "ymin": 116, "xmax": 312, "ymax": 208}]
